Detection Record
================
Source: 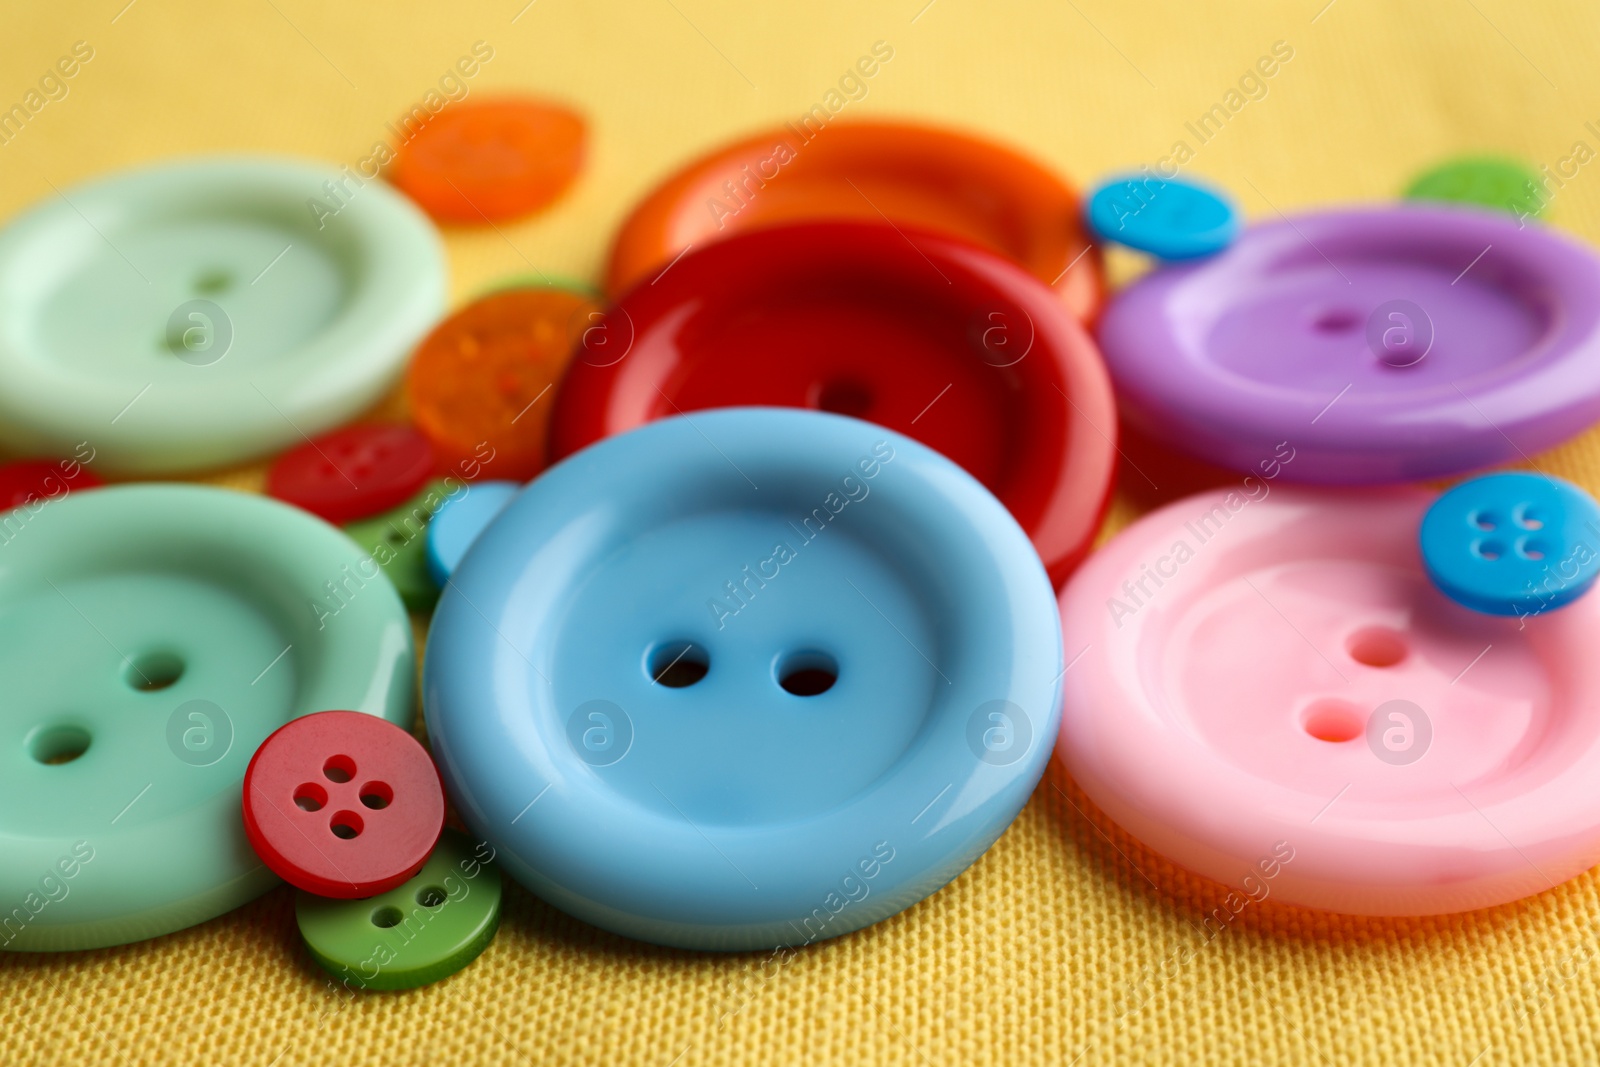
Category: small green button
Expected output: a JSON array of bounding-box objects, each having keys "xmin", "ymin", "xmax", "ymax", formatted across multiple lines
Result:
[
  {"xmin": 343, "ymin": 481, "xmax": 455, "ymax": 612},
  {"xmin": 1403, "ymin": 156, "xmax": 1544, "ymax": 219},
  {"xmin": 296, "ymin": 828, "xmax": 502, "ymax": 990},
  {"xmin": 474, "ymin": 272, "xmax": 601, "ymax": 300}
]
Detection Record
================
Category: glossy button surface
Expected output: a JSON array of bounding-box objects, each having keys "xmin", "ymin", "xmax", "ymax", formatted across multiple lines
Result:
[
  {"xmin": 605, "ymin": 121, "xmax": 1104, "ymax": 324},
  {"xmin": 1057, "ymin": 486, "xmax": 1600, "ymax": 915},
  {"xmin": 1084, "ymin": 173, "xmax": 1239, "ymax": 260},
  {"xmin": 424, "ymin": 408, "xmax": 1063, "ymax": 950},
  {"xmin": 1404, "ymin": 156, "xmax": 1543, "ymax": 219},
  {"xmin": 244, "ymin": 711, "xmax": 444, "ymax": 898},
  {"xmin": 1098, "ymin": 204, "xmax": 1600, "ymax": 483},
  {"xmin": 425, "ymin": 479, "xmax": 519, "ymax": 585},
  {"xmin": 342, "ymin": 480, "xmax": 453, "ymax": 612},
  {"xmin": 552, "ymin": 222, "xmax": 1117, "ymax": 587},
  {"xmin": 297, "ymin": 828, "xmax": 502, "ymax": 991},
  {"xmin": 267, "ymin": 423, "xmax": 435, "ymax": 525},
  {"xmin": 1420, "ymin": 472, "xmax": 1600, "ymax": 617},
  {"xmin": 0, "ymin": 486, "xmax": 414, "ymax": 950},
  {"xmin": 0, "ymin": 157, "xmax": 446, "ymax": 475}
]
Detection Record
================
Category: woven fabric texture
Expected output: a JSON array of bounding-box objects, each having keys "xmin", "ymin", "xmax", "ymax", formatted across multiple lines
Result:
[{"xmin": 5, "ymin": 0, "xmax": 1600, "ymax": 1063}]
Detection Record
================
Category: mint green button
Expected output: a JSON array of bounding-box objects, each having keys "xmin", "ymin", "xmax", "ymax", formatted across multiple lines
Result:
[
  {"xmin": 297, "ymin": 829, "xmax": 502, "ymax": 990},
  {"xmin": 0, "ymin": 485, "xmax": 415, "ymax": 951},
  {"xmin": 1403, "ymin": 156, "xmax": 1544, "ymax": 218},
  {"xmin": 0, "ymin": 157, "xmax": 446, "ymax": 475},
  {"xmin": 342, "ymin": 481, "xmax": 455, "ymax": 613}
]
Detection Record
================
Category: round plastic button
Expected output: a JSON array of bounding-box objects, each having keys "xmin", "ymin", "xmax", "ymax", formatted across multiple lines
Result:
[
  {"xmin": 342, "ymin": 480, "xmax": 453, "ymax": 613},
  {"xmin": 1404, "ymin": 156, "xmax": 1543, "ymax": 219},
  {"xmin": 267, "ymin": 423, "xmax": 435, "ymax": 525},
  {"xmin": 389, "ymin": 98, "xmax": 586, "ymax": 223},
  {"xmin": 408, "ymin": 287, "xmax": 601, "ymax": 482},
  {"xmin": 1098, "ymin": 204, "xmax": 1600, "ymax": 483},
  {"xmin": 1058, "ymin": 486, "xmax": 1600, "ymax": 915},
  {"xmin": 296, "ymin": 828, "xmax": 502, "ymax": 990},
  {"xmin": 0, "ymin": 486, "xmax": 414, "ymax": 951},
  {"xmin": 605, "ymin": 121, "xmax": 1104, "ymax": 324},
  {"xmin": 425, "ymin": 480, "xmax": 519, "ymax": 586},
  {"xmin": 424, "ymin": 408, "xmax": 1063, "ymax": 950},
  {"xmin": 551, "ymin": 222, "xmax": 1117, "ymax": 587},
  {"xmin": 244, "ymin": 710, "xmax": 444, "ymax": 899},
  {"xmin": 1084, "ymin": 173, "xmax": 1239, "ymax": 260},
  {"xmin": 1420, "ymin": 472, "xmax": 1600, "ymax": 617},
  {"xmin": 0, "ymin": 157, "xmax": 445, "ymax": 475},
  {"xmin": 0, "ymin": 457, "xmax": 102, "ymax": 512}
]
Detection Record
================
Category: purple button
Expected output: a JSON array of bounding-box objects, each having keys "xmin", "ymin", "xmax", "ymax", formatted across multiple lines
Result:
[{"xmin": 1098, "ymin": 204, "xmax": 1600, "ymax": 483}]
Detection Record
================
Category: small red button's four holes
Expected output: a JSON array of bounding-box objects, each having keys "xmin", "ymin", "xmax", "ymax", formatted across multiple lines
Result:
[
  {"xmin": 293, "ymin": 783, "xmax": 327, "ymax": 812},
  {"xmin": 417, "ymin": 885, "xmax": 448, "ymax": 909},
  {"xmin": 1346, "ymin": 627, "xmax": 1407, "ymax": 668},
  {"xmin": 371, "ymin": 906, "xmax": 404, "ymax": 928},
  {"xmin": 324, "ymin": 754, "xmax": 356, "ymax": 783},
  {"xmin": 359, "ymin": 782, "xmax": 393, "ymax": 810},
  {"xmin": 330, "ymin": 811, "xmax": 364, "ymax": 839},
  {"xmin": 1474, "ymin": 540, "xmax": 1505, "ymax": 561},
  {"xmin": 1302, "ymin": 699, "xmax": 1364, "ymax": 743}
]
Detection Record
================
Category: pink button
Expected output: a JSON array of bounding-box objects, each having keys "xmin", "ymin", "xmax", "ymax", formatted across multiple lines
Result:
[{"xmin": 1056, "ymin": 486, "xmax": 1600, "ymax": 915}]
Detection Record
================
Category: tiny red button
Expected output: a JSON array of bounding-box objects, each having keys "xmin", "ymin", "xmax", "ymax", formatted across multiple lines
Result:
[
  {"xmin": 243, "ymin": 711, "xmax": 445, "ymax": 899},
  {"xmin": 266, "ymin": 424, "xmax": 434, "ymax": 525},
  {"xmin": 0, "ymin": 458, "xmax": 103, "ymax": 511}
]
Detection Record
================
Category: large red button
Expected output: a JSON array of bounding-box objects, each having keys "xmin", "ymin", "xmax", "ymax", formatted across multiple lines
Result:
[
  {"xmin": 549, "ymin": 221, "xmax": 1118, "ymax": 587},
  {"xmin": 242, "ymin": 711, "xmax": 445, "ymax": 899},
  {"xmin": 266, "ymin": 424, "xmax": 434, "ymax": 525}
]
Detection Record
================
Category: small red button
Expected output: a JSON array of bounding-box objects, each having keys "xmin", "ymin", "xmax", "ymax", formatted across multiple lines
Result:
[
  {"xmin": 242, "ymin": 711, "xmax": 445, "ymax": 899},
  {"xmin": 0, "ymin": 458, "xmax": 103, "ymax": 511},
  {"xmin": 266, "ymin": 424, "xmax": 434, "ymax": 525}
]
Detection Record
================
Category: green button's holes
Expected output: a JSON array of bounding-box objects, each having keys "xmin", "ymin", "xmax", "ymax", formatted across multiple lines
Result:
[
  {"xmin": 193, "ymin": 268, "xmax": 233, "ymax": 295},
  {"xmin": 371, "ymin": 905, "xmax": 404, "ymax": 929},
  {"xmin": 1345, "ymin": 626, "xmax": 1407, "ymax": 668},
  {"xmin": 814, "ymin": 379, "xmax": 873, "ymax": 417},
  {"xmin": 125, "ymin": 650, "xmax": 184, "ymax": 692},
  {"xmin": 1302, "ymin": 698, "xmax": 1364, "ymax": 743},
  {"xmin": 323, "ymin": 754, "xmax": 356, "ymax": 783},
  {"xmin": 329, "ymin": 811, "xmax": 363, "ymax": 840},
  {"xmin": 647, "ymin": 641, "xmax": 709, "ymax": 688},
  {"xmin": 358, "ymin": 781, "xmax": 393, "ymax": 810},
  {"xmin": 777, "ymin": 650, "xmax": 839, "ymax": 697},
  {"xmin": 416, "ymin": 885, "xmax": 448, "ymax": 909},
  {"xmin": 28, "ymin": 724, "xmax": 90, "ymax": 765},
  {"xmin": 293, "ymin": 783, "xmax": 326, "ymax": 812}
]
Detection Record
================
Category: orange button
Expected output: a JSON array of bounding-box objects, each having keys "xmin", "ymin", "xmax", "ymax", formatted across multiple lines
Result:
[
  {"xmin": 605, "ymin": 121, "xmax": 1104, "ymax": 325},
  {"xmin": 407, "ymin": 288, "xmax": 600, "ymax": 481},
  {"xmin": 390, "ymin": 98, "xmax": 586, "ymax": 223}
]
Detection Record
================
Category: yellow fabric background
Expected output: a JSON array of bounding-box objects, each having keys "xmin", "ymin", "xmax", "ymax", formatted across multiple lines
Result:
[{"xmin": 5, "ymin": 1, "xmax": 1600, "ymax": 1063}]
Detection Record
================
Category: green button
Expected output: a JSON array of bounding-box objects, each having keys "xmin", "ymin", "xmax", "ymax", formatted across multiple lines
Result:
[
  {"xmin": 343, "ymin": 481, "xmax": 455, "ymax": 613},
  {"xmin": 1403, "ymin": 156, "xmax": 1544, "ymax": 218},
  {"xmin": 296, "ymin": 829, "xmax": 502, "ymax": 990},
  {"xmin": 0, "ymin": 485, "xmax": 414, "ymax": 952},
  {"xmin": 0, "ymin": 157, "xmax": 446, "ymax": 475},
  {"xmin": 474, "ymin": 272, "xmax": 601, "ymax": 300}
]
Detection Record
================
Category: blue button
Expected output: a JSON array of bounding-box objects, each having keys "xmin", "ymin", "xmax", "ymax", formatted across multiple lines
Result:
[
  {"xmin": 422, "ymin": 408, "xmax": 1062, "ymax": 950},
  {"xmin": 425, "ymin": 480, "xmax": 519, "ymax": 586},
  {"xmin": 1084, "ymin": 173, "xmax": 1239, "ymax": 260},
  {"xmin": 1420, "ymin": 472, "xmax": 1600, "ymax": 617}
]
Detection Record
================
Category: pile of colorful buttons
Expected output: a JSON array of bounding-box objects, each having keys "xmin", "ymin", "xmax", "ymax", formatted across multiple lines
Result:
[{"xmin": 4, "ymin": 87, "xmax": 1600, "ymax": 984}]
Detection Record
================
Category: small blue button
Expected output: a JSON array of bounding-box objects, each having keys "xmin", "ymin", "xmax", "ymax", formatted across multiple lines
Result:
[
  {"xmin": 422, "ymin": 408, "xmax": 1062, "ymax": 950},
  {"xmin": 1084, "ymin": 173, "xmax": 1239, "ymax": 260},
  {"xmin": 1420, "ymin": 472, "xmax": 1600, "ymax": 617},
  {"xmin": 426, "ymin": 480, "xmax": 520, "ymax": 586}
]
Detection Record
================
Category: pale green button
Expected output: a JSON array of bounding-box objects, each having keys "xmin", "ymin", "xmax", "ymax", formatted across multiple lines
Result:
[
  {"xmin": 297, "ymin": 829, "xmax": 502, "ymax": 990},
  {"xmin": 0, "ymin": 157, "xmax": 446, "ymax": 475},
  {"xmin": 0, "ymin": 485, "xmax": 415, "ymax": 951}
]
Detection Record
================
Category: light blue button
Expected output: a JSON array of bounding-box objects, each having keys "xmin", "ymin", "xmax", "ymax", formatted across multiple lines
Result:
[
  {"xmin": 425, "ymin": 480, "xmax": 520, "ymax": 587},
  {"xmin": 1084, "ymin": 173, "xmax": 1239, "ymax": 260},
  {"xmin": 423, "ymin": 408, "xmax": 1062, "ymax": 950},
  {"xmin": 1420, "ymin": 472, "xmax": 1600, "ymax": 617}
]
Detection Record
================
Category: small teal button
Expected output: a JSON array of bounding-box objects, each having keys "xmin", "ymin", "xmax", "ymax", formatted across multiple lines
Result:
[
  {"xmin": 1084, "ymin": 173, "xmax": 1239, "ymax": 260},
  {"xmin": 1420, "ymin": 472, "xmax": 1600, "ymax": 617},
  {"xmin": 426, "ymin": 480, "xmax": 520, "ymax": 586},
  {"xmin": 422, "ymin": 408, "xmax": 1062, "ymax": 950}
]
